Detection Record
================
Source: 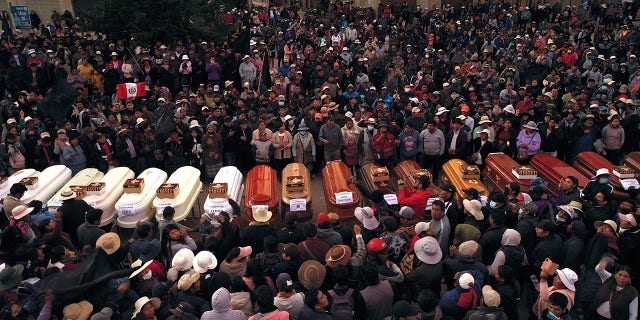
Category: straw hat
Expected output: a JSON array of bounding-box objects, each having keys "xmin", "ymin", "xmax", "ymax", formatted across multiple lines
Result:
[
  {"xmin": 172, "ymin": 248, "xmax": 195, "ymax": 271},
  {"xmin": 325, "ymin": 245, "xmax": 352, "ymax": 268},
  {"xmin": 594, "ymin": 220, "xmax": 618, "ymax": 234},
  {"xmin": 63, "ymin": 300, "xmax": 93, "ymax": 320},
  {"xmin": 252, "ymin": 207, "xmax": 272, "ymax": 223},
  {"xmin": 96, "ymin": 232, "xmax": 121, "ymax": 255},
  {"xmin": 193, "ymin": 250, "xmax": 218, "ymax": 273},
  {"xmin": 478, "ymin": 116, "xmax": 492, "ymax": 124},
  {"xmin": 177, "ymin": 269, "xmax": 200, "ymax": 291},
  {"xmin": 11, "ymin": 205, "xmax": 33, "ymax": 220},
  {"xmin": 132, "ymin": 297, "xmax": 160, "ymax": 319},
  {"xmin": 59, "ymin": 187, "xmax": 77, "ymax": 201},
  {"xmin": 463, "ymin": 199, "xmax": 484, "ymax": 220},
  {"xmin": 129, "ymin": 260, "xmax": 153, "ymax": 279}
]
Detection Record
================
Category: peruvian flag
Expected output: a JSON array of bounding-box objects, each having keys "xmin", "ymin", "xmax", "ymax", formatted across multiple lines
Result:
[{"xmin": 116, "ymin": 82, "xmax": 146, "ymax": 100}]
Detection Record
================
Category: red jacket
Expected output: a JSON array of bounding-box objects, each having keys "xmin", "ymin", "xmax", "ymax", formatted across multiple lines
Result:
[{"xmin": 398, "ymin": 188, "xmax": 430, "ymax": 221}]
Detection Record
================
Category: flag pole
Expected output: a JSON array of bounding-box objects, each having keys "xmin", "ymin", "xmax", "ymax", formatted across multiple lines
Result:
[{"xmin": 125, "ymin": 46, "xmax": 144, "ymax": 77}]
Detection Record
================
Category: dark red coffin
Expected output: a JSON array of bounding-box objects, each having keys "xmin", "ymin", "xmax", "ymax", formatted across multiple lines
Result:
[
  {"xmin": 624, "ymin": 152, "xmax": 640, "ymax": 174},
  {"xmin": 483, "ymin": 153, "xmax": 534, "ymax": 193},
  {"xmin": 393, "ymin": 160, "xmax": 442, "ymax": 196},
  {"xmin": 361, "ymin": 163, "xmax": 397, "ymax": 194},
  {"xmin": 574, "ymin": 151, "xmax": 631, "ymax": 199},
  {"xmin": 530, "ymin": 154, "xmax": 589, "ymax": 196}
]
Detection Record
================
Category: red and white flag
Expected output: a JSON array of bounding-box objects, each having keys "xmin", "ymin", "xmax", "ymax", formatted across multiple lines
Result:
[{"xmin": 116, "ymin": 82, "xmax": 146, "ymax": 100}]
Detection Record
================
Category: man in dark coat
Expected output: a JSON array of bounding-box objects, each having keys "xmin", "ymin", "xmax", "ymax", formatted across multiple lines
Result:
[
  {"xmin": 57, "ymin": 187, "xmax": 95, "ymax": 248},
  {"xmin": 529, "ymin": 219, "xmax": 564, "ymax": 269},
  {"xmin": 479, "ymin": 211, "xmax": 507, "ymax": 265}
]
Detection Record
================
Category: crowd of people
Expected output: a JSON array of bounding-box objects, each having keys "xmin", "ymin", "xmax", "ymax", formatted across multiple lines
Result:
[{"xmin": 0, "ymin": 0, "xmax": 639, "ymax": 320}]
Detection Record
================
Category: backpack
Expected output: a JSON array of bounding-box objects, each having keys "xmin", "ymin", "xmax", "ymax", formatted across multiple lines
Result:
[
  {"xmin": 328, "ymin": 288, "xmax": 354, "ymax": 320},
  {"xmin": 8, "ymin": 145, "xmax": 25, "ymax": 169}
]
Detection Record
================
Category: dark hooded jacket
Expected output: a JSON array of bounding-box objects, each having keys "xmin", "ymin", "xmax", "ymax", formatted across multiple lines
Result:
[{"xmin": 562, "ymin": 220, "xmax": 588, "ymax": 272}]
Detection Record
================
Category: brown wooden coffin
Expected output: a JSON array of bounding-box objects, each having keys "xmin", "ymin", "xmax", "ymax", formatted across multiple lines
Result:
[
  {"xmin": 322, "ymin": 161, "xmax": 361, "ymax": 219},
  {"xmin": 441, "ymin": 159, "xmax": 488, "ymax": 200},
  {"xmin": 393, "ymin": 160, "xmax": 442, "ymax": 196},
  {"xmin": 361, "ymin": 163, "xmax": 397, "ymax": 194},
  {"xmin": 574, "ymin": 151, "xmax": 635, "ymax": 199},
  {"xmin": 624, "ymin": 152, "xmax": 640, "ymax": 175},
  {"xmin": 282, "ymin": 163, "xmax": 313, "ymax": 221},
  {"xmin": 245, "ymin": 165, "xmax": 279, "ymax": 223},
  {"xmin": 530, "ymin": 154, "xmax": 589, "ymax": 195},
  {"xmin": 483, "ymin": 153, "xmax": 535, "ymax": 193}
]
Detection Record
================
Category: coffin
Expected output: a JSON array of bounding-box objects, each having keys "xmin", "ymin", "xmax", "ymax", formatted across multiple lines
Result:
[
  {"xmin": 203, "ymin": 166, "xmax": 244, "ymax": 217},
  {"xmin": 0, "ymin": 169, "xmax": 38, "ymax": 199},
  {"xmin": 441, "ymin": 159, "xmax": 488, "ymax": 200},
  {"xmin": 282, "ymin": 163, "xmax": 313, "ymax": 221},
  {"xmin": 483, "ymin": 153, "xmax": 534, "ymax": 193},
  {"xmin": 574, "ymin": 151, "xmax": 636, "ymax": 199},
  {"xmin": 22, "ymin": 165, "xmax": 72, "ymax": 204},
  {"xmin": 82, "ymin": 167, "xmax": 135, "ymax": 226},
  {"xmin": 116, "ymin": 168, "xmax": 168, "ymax": 228},
  {"xmin": 245, "ymin": 165, "xmax": 279, "ymax": 223},
  {"xmin": 624, "ymin": 152, "xmax": 640, "ymax": 176},
  {"xmin": 393, "ymin": 160, "xmax": 442, "ymax": 196},
  {"xmin": 361, "ymin": 163, "xmax": 397, "ymax": 196},
  {"xmin": 530, "ymin": 154, "xmax": 590, "ymax": 195},
  {"xmin": 322, "ymin": 161, "xmax": 361, "ymax": 219},
  {"xmin": 153, "ymin": 166, "xmax": 203, "ymax": 223},
  {"xmin": 47, "ymin": 168, "xmax": 104, "ymax": 212}
]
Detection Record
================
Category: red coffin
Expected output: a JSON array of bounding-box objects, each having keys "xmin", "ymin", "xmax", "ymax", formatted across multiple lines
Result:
[
  {"xmin": 393, "ymin": 160, "xmax": 442, "ymax": 196},
  {"xmin": 245, "ymin": 165, "xmax": 279, "ymax": 223},
  {"xmin": 574, "ymin": 151, "xmax": 633, "ymax": 199},
  {"xmin": 483, "ymin": 153, "xmax": 533, "ymax": 193},
  {"xmin": 322, "ymin": 161, "xmax": 361, "ymax": 218},
  {"xmin": 530, "ymin": 154, "xmax": 589, "ymax": 196},
  {"xmin": 624, "ymin": 152, "xmax": 640, "ymax": 174}
]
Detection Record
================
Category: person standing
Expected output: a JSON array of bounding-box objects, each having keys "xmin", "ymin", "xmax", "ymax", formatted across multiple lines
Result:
[
  {"xmin": 515, "ymin": 121, "xmax": 541, "ymax": 164},
  {"xmin": 272, "ymin": 121, "xmax": 293, "ymax": 177},
  {"xmin": 62, "ymin": 132, "xmax": 87, "ymax": 176},
  {"xmin": 420, "ymin": 120, "xmax": 445, "ymax": 180},
  {"xmin": 292, "ymin": 122, "xmax": 316, "ymax": 173},
  {"xmin": 397, "ymin": 123, "xmax": 421, "ymax": 162},
  {"xmin": 318, "ymin": 116, "xmax": 343, "ymax": 162},
  {"xmin": 372, "ymin": 121, "xmax": 396, "ymax": 167},
  {"xmin": 600, "ymin": 114, "xmax": 625, "ymax": 165}
]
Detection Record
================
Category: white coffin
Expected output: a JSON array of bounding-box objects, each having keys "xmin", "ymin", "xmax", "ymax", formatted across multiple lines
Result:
[
  {"xmin": 153, "ymin": 166, "xmax": 203, "ymax": 223},
  {"xmin": 47, "ymin": 168, "xmax": 104, "ymax": 212},
  {"xmin": 0, "ymin": 169, "xmax": 38, "ymax": 199},
  {"xmin": 83, "ymin": 167, "xmax": 135, "ymax": 226},
  {"xmin": 203, "ymin": 166, "xmax": 244, "ymax": 216},
  {"xmin": 116, "ymin": 167, "xmax": 168, "ymax": 228},
  {"xmin": 22, "ymin": 165, "xmax": 72, "ymax": 204}
]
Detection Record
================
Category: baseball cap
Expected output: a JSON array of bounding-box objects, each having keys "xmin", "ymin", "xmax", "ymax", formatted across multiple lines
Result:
[
  {"xmin": 367, "ymin": 238, "xmax": 388, "ymax": 253},
  {"xmin": 398, "ymin": 206, "xmax": 415, "ymax": 219},
  {"xmin": 316, "ymin": 213, "xmax": 330, "ymax": 225}
]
